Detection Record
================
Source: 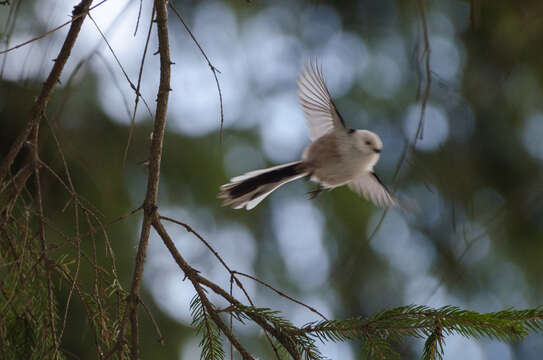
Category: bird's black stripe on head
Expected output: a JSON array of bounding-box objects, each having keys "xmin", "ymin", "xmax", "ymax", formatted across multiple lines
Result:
[
  {"xmin": 348, "ymin": 128, "xmax": 355, "ymax": 134},
  {"xmin": 229, "ymin": 163, "xmax": 303, "ymax": 198}
]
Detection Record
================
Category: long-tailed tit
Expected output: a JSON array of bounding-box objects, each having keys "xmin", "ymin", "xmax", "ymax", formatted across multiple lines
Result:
[{"xmin": 219, "ymin": 60, "xmax": 398, "ymax": 210}]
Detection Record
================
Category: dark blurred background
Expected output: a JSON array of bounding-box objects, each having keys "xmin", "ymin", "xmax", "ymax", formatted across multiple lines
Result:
[{"xmin": 1, "ymin": 0, "xmax": 543, "ymax": 358}]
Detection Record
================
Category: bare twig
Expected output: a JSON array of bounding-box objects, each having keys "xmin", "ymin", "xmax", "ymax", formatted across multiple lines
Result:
[
  {"xmin": 424, "ymin": 205, "xmax": 506, "ymax": 303},
  {"xmin": 124, "ymin": 2, "xmax": 156, "ymax": 166},
  {"xmin": 0, "ymin": 209, "xmax": 30, "ymax": 314},
  {"xmin": 330, "ymin": 1, "xmax": 432, "ymax": 287},
  {"xmin": 0, "ymin": 0, "xmax": 23, "ymax": 77},
  {"xmin": 51, "ymin": 0, "xmax": 135, "ymax": 127},
  {"xmin": 95, "ymin": 52, "xmax": 133, "ymax": 121},
  {"xmin": 88, "ymin": 14, "xmax": 153, "ymax": 117},
  {"xmin": 160, "ymin": 216, "xmax": 230, "ymax": 270},
  {"xmin": 0, "ymin": 0, "xmax": 109, "ymax": 56},
  {"xmin": 43, "ymin": 116, "xmax": 83, "ymax": 347},
  {"xmin": 390, "ymin": 0, "xmax": 432, "ymax": 187},
  {"xmin": 32, "ymin": 105, "xmax": 58, "ymax": 357},
  {"xmin": 140, "ymin": 298, "xmax": 165, "ymax": 345},
  {"xmin": 168, "ymin": 1, "xmax": 225, "ymax": 142},
  {"xmin": 415, "ymin": 0, "xmax": 431, "ymax": 142},
  {"xmin": 232, "ymin": 270, "xmax": 329, "ymax": 321},
  {"xmin": 134, "ymin": 0, "xmax": 144, "ymax": 36},
  {"xmin": 0, "ymin": 0, "xmax": 95, "ymax": 184},
  {"xmin": 229, "ymin": 275, "xmax": 234, "ymax": 360}
]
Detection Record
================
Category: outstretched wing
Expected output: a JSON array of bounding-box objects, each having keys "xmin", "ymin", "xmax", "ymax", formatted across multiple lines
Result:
[
  {"xmin": 297, "ymin": 59, "xmax": 346, "ymax": 141},
  {"xmin": 348, "ymin": 172, "xmax": 398, "ymax": 208}
]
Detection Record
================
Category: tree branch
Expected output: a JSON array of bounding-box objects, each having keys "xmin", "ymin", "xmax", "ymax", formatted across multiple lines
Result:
[
  {"xmin": 0, "ymin": 0, "xmax": 94, "ymax": 183},
  {"xmin": 153, "ymin": 216, "xmax": 301, "ymax": 359},
  {"xmin": 152, "ymin": 217, "xmax": 255, "ymax": 360},
  {"xmin": 118, "ymin": 0, "xmax": 172, "ymax": 359}
]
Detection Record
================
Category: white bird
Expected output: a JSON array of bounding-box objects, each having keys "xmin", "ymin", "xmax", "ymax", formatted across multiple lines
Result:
[{"xmin": 218, "ymin": 60, "xmax": 398, "ymax": 210}]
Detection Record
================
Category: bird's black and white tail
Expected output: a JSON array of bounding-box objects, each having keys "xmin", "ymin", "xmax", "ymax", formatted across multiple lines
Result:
[{"xmin": 218, "ymin": 161, "xmax": 309, "ymax": 210}]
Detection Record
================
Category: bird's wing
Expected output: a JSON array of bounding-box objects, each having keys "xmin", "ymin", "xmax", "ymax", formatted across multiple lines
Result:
[
  {"xmin": 298, "ymin": 59, "xmax": 346, "ymax": 141},
  {"xmin": 348, "ymin": 171, "xmax": 398, "ymax": 207}
]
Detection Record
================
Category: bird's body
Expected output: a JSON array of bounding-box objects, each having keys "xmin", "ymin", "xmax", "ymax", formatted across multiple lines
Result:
[
  {"xmin": 219, "ymin": 60, "xmax": 397, "ymax": 210},
  {"xmin": 303, "ymin": 129, "xmax": 379, "ymax": 188}
]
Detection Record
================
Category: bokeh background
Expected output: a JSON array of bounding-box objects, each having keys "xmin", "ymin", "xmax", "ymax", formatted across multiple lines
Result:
[{"xmin": 1, "ymin": 0, "xmax": 543, "ymax": 358}]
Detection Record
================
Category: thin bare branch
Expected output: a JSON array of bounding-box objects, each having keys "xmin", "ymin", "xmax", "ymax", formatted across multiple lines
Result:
[
  {"xmin": 88, "ymin": 13, "xmax": 153, "ymax": 117},
  {"xmin": 0, "ymin": 0, "xmax": 96, "ymax": 184},
  {"xmin": 168, "ymin": 1, "xmax": 225, "ymax": 142},
  {"xmin": 390, "ymin": 0, "xmax": 432, "ymax": 188},
  {"xmin": 140, "ymin": 298, "xmax": 165, "ymax": 345},
  {"xmin": 233, "ymin": 270, "xmax": 329, "ymax": 322},
  {"xmin": 0, "ymin": 0, "xmax": 23, "ymax": 77},
  {"xmin": 134, "ymin": 0, "xmax": 144, "ymax": 36},
  {"xmin": 0, "ymin": 0, "xmax": 109, "ymax": 56},
  {"xmin": 124, "ymin": 2, "xmax": 156, "ymax": 166},
  {"xmin": 415, "ymin": 0, "xmax": 431, "ymax": 141}
]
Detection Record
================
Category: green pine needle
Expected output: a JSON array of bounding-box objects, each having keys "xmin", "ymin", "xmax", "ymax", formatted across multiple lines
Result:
[{"xmin": 190, "ymin": 295, "xmax": 225, "ymax": 360}]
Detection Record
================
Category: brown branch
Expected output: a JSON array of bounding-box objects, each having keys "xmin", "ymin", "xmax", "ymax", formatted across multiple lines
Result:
[
  {"xmin": 159, "ymin": 216, "xmax": 284, "ymax": 358},
  {"xmin": 160, "ymin": 216, "xmax": 231, "ymax": 270},
  {"xmin": 152, "ymin": 217, "xmax": 255, "ymax": 360},
  {"xmin": 154, "ymin": 216, "xmax": 301, "ymax": 359},
  {"xmin": 111, "ymin": 0, "xmax": 172, "ymax": 359},
  {"xmin": 0, "ymin": 0, "xmax": 95, "ymax": 184},
  {"xmin": 195, "ymin": 273, "xmax": 301, "ymax": 359},
  {"xmin": 229, "ymin": 275, "xmax": 234, "ymax": 360}
]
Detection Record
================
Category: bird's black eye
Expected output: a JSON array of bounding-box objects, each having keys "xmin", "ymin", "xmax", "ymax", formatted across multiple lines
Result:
[{"xmin": 365, "ymin": 141, "xmax": 371, "ymax": 146}]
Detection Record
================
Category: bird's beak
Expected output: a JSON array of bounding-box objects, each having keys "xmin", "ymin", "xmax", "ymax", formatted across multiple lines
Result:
[{"xmin": 374, "ymin": 148, "xmax": 381, "ymax": 154}]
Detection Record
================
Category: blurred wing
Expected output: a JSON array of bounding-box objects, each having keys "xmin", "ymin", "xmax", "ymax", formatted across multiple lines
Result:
[
  {"xmin": 348, "ymin": 172, "xmax": 398, "ymax": 207},
  {"xmin": 298, "ymin": 59, "xmax": 346, "ymax": 141}
]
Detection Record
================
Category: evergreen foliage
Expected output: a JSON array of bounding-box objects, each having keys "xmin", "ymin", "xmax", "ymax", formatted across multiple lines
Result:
[
  {"xmin": 190, "ymin": 295, "xmax": 226, "ymax": 360},
  {"xmin": 184, "ymin": 303, "xmax": 543, "ymax": 360}
]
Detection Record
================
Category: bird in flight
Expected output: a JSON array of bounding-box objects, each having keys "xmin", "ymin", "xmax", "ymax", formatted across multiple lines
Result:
[{"xmin": 219, "ymin": 60, "xmax": 398, "ymax": 210}]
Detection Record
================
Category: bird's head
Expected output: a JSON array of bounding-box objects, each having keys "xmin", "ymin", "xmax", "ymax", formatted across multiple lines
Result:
[{"xmin": 352, "ymin": 130, "xmax": 383, "ymax": 167}]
